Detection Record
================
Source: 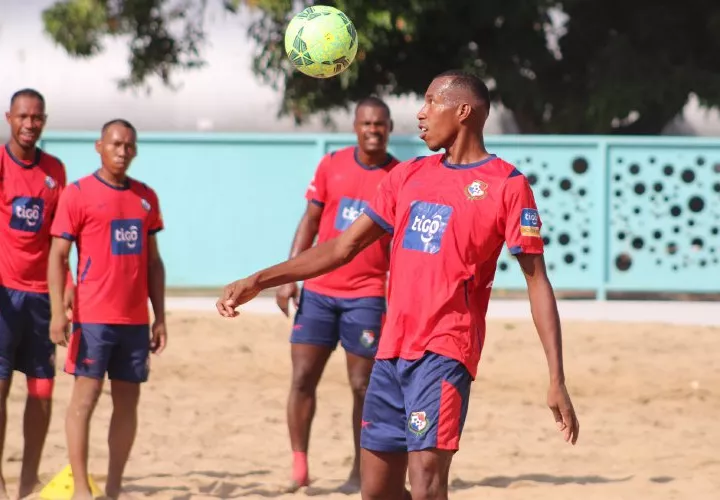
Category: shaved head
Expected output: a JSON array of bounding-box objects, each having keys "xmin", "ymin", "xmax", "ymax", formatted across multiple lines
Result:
[
  {"xmin": 101, "ymin": 118, "xmax": 136, "ymax": 138},
  {"xmin": 417, "ymin": 70, "xmax": 492, "ymax": 152},
  {"xmin": 433, "ymin": 70, "xmax": 490, "ymax": 116},
  {"xmin": 355, "ymin": 96, "xmax": 391, "ymax": 120}
]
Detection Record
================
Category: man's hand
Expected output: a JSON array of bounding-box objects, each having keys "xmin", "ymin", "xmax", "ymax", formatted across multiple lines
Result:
[
  {"xmin": 547, "ymin": 382, "xmax": 579, "ymax": 445},
  {"xmin": 216, "ymin": 277, "xmax": 262, "ymax": 318},
  {"xmin": 50, "ymin": 313, "xmax": 70, "ymax": 347},
  {"xmin": 150, "ymin": 320, "xmax": 167, "ymax": 354},
  {"xmin": 276, "ymin": 282, "xmax": 299, "ymax": 317}
]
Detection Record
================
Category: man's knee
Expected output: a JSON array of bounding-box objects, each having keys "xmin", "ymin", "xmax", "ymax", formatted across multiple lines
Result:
[
  {"xmin": 27, "ymin": 378, "xmax": 54, "ymax": 400},
  {"xmin": 360, "ymin": 478, "xmax": 388, "ymax": 500},
  {"xmin": 408, "ymin": 450, "xmax": 453, "ymax": 500},
  {"xmin": 70, "ymin": 378, "xmax": 103, "ymax": 416},
  {"xmin": 360, "ymin": 449, "xmax": 409, "ymax": 500},
  {"xmin": 110, "ymin": 380, "xmax": 141, "ymax": 410},
  {"xmin": 348, "ymin": 371, "xmax": 370, "ymax": 399},
  {"xmin": 346, "ymin": 352, "xmax": 374, "ymax": 399},
  {"xmin": 409, "ymin": 476, "xmax": 448, "ymax": 500},
  {"xmin": 291, "ymin": 366, "xmax": 321, "ymax": 395}
]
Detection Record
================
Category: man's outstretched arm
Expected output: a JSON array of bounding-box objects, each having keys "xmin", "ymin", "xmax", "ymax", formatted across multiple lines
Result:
[
  {"xmin": 217, "ymin": 213, "xmax": 386, "ymax": 316},
  {"xmin": 516, "ymin": 252, "xmax": 580, "ymax": 445}
]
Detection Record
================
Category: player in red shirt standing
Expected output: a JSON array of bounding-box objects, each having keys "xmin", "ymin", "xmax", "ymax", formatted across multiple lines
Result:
[
  {"xmin": 0, "ymin": 88, "xmax": 69, "ymax": 499},
  {"xmin": 47, "ymin": 119, "xmax": 167, "ymax": 500},
  {"xmin": 275, "ymin": 97, "xmax": 398, "ymax": 492},
  {"xmin": 217, "ymin": 71, "xmax": 579, "ymax": 499}
]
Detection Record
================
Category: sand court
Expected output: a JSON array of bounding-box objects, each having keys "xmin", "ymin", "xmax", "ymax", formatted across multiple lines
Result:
[{"xmin": 3, "ymin": 308, "xmax": 719, "ymax": 499}]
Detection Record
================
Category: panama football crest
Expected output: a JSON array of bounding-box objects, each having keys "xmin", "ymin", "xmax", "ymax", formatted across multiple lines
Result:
[
  {"xmin": 141, "ymin": 199, "xmax": 151, "ymax": 211},
  {"xmin": 45, "ymin": 176, "xmax": 57, "ymax": 189},
  {"xmin": 465, "ymin": 179, "xmax": 487, "ymax": 200},
  {"xmin": 408, "ymin": 411, "xmax": 430, "ymax": 435},
  {"xmin": 360, "ymin": 329, "xmax": 376, "ymax": 348}
]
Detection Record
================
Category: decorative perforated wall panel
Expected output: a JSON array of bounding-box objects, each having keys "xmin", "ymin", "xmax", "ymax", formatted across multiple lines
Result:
[
  {"xmin": 487, "ymin": 143, "xmax": 604, "ymax": 291},
  {"xmin": 606, "ymin": 146, "xmax": 720, "ymax": 292}
]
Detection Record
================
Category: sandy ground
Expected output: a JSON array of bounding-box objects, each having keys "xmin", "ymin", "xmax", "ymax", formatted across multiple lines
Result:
[{"xmin": 4, "ymin": 310, "xmax": 720, "ymax": 499}]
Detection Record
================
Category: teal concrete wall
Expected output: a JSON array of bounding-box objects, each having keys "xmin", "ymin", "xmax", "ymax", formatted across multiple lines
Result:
[{"xmin": 40, "ymin": 132, "xmax": 720, "ymax": 298}]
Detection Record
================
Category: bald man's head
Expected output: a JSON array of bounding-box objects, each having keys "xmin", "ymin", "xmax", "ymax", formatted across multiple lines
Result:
[
  {"xmin": 417, "ymin": 70, "xmax": 491, "ymax": 152},
  {"xmin": 432, "ymin": 70, "xmax": 490, "ymax": 117}
]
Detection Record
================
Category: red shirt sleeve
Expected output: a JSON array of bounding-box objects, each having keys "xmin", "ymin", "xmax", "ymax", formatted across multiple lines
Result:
[
  {"xmin": 304, "ymin": 154, "xmax": 331, "ymax": 207},
  {"xmin": 366, "ymin": 162, "xmax": 405, "ymax": 234},
  {"xmin": 499, "ymin": 173, "xmax": 544, "ymax": 255},
  {"xmin": 50, "ymin": 184, "xmax": 83, "ymax": 241},
  {"xmin": 147, "ymin": 188, "xmax": 164, "ymax": 235}
]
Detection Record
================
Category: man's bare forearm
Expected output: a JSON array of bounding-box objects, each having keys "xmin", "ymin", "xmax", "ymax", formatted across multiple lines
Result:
[
  {"xmin": 253, "ymin": 239, "xmax": 350, "ymax": 291},
  {"xmin": 527, "ymin": 276, "xmax": 565, "ymax": 385},
  {"xmin": 149, "ymin": 258, "xmax": 166, "ymax": 323},
  {"xmin": 518, "ymin": 253, "xmax": 565, "ymax": 385},
  {"xmin": 250, "ymin": 214, "xmax": 386, "ymax": 292}
]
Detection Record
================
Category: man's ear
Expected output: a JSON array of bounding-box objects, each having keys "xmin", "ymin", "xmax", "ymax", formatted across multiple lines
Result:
[{"xmin": 457, "ymin": 103, "xmax": 472, "ymax": 122}]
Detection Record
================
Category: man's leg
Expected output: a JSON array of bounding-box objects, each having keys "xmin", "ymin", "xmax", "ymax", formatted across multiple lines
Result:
[
  {"xmin": 19, "ymin": 379, "xmax": 53, "ymax": 499},
  {"xmin": 401, "ymin": 353, "xmax": 472, "ymax": 500},
  {"xmin": 106, "ymin": 380, "xmax": 140, "ymax": 499},
  {"xmin": 18, "ymin": 292, "xmax": 56, "ymax": 499},
  {"xmin": 287, "ymin": 344, "xmax": 333, "ymax": 489},
  {"xmin": 0, "ymin": 287, "xmax": 23, "ymax": 499},
  {"xmin": 361, "ymin": 450, "xmax": 409, "ymax": 500},
  {"xmin": 407, "ymin": 450, "xmax": 454, "ymax": 500},
  {"xmin": 340, "ymin": 352, "xmax": 373, "ymax": 493},
  {"xmin": 337, "ymin": 298, "xmax": 384, "ymax": 493},
  {"xmin": 359, "ymin": 359, "xmax": 411, "ymax": 500},
  {"xmin": 0, "ymin": 378, "xmax": 11, "ymax": 500},
  {"xmin": 287, "ymin": 289, "xmax": 338, "ymax": 490},
  {"xmin": 64, "ymin": 324, "xmax": 111, "ymax": 500},
  {"xmin": 66, "ymin": 377, "xmax": 103, "ymax": 500},
  {"xmin": 105, "ymin": 324, "xmax": 150, "ymax": 499}
]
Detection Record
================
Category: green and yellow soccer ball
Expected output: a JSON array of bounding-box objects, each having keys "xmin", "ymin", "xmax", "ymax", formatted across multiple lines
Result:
[{"xmin": 284, "ymin": 5, "xmax": 358, "ymax": 79}]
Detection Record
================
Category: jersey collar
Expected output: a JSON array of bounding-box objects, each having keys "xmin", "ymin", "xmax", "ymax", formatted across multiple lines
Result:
[
  {"xmin": 93, "ymin": 170, "xmax": 130, "ymax": 190},
  {"xmin": 442, "ymin": 154, "xmax": 497, "ymax": 170},
  {"xmin": 4, "ymin": 143, "xmax": 42, "ymax": 169},
  {"xmin": 354, "ymin": 147, "xmax": 395, "ymax": 171}
]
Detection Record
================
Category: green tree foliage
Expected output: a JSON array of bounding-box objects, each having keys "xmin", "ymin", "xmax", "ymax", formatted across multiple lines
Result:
[{"xmin": 41, "ymin": 0, "xmax": 720, "ymax": 134}]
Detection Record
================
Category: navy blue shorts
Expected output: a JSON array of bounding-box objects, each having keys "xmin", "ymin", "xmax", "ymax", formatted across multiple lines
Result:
[
  {"xmin": 360, "ymin": 352, "xmax": 472, "ymax": 453},
  {"xmin": 66, "ymin": 323, "xmax": 150, "ymax": 383},
  {"xmin": 290, "ymin": 288, "xmax": 386, "ymax": 359},
  {"xmin": 0, "ymin": 286, "xmax": 55, "ymax": 380}
]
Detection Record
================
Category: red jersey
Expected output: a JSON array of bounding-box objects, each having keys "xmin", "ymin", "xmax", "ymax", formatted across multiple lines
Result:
[
  {"xmin": 50, "ymin": 172, "xmax": 164, "ymax": 325},
  {"xmin": 365, "ymin": 154, "xmax": 544, "ymax": 378},
  {"xmin": 303, "ymin": 146, "xmax": 399, "ymax": 298},
  {"xmin": 0, "ymin": 144, "xmax": 67, "ymax": 293}
]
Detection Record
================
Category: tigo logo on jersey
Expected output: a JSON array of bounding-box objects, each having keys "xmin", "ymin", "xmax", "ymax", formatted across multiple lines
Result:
[
  {"xmin": 111, "ymin": 219, "xmax": 143, "ymax": 255},
  {"xmin": 334, "ymin": 197, "xmax": 368, "ymax": 232},
  {"xmin": 520, "ymin": 208, "xmax": 541, "ymax": 237},
  {"xmin": 10, "ymin": 197, "xmax": 44, "ymax": 232},
  {"xmin": 402, "ymin": 201, "xmax": 453, "ymax": 254}
]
